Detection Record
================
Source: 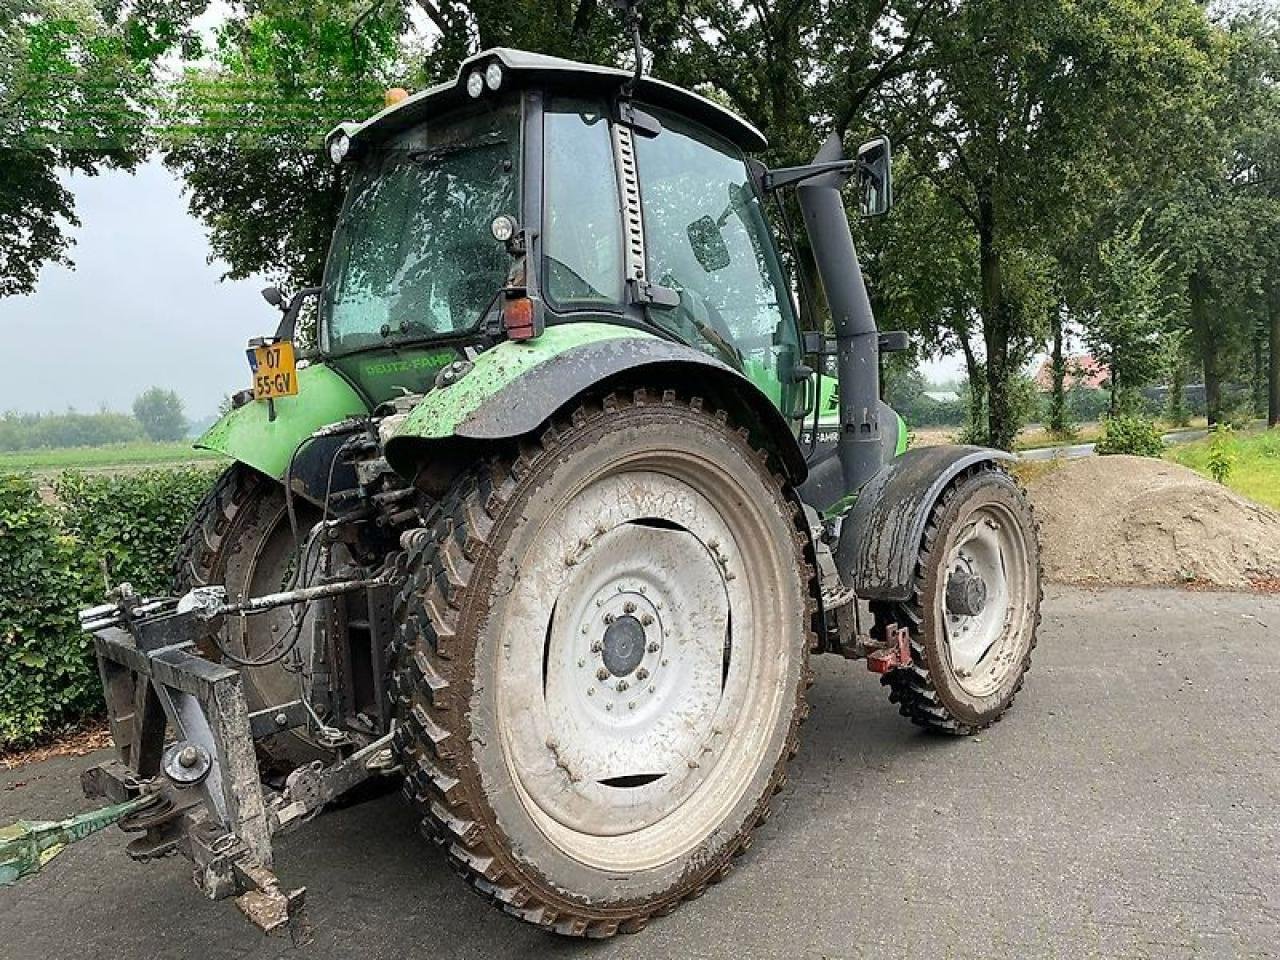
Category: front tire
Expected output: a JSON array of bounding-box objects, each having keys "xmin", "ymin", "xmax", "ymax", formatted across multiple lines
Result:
[
  {"xmin": 392, "ymin": 390, "xmax": 814, "ymax": 936},
  {"xmin": 876, "ymin": 465, "xmax": 1041, "ymax": 735}
]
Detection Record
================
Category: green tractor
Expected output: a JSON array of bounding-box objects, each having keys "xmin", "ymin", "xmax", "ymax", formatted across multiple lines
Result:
[{"xmin": 15, "ymin": 28, "xmax": 1041, "ymax": 940}]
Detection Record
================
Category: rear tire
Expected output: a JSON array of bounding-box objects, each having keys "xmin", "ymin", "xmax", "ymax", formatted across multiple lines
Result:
[
  {"xmin": 172, "ymin": 463, "xmax": 324, "ymax": 766},
  {"xmin": 876, "ymin": 465, "xmax": 1041, "ymax": 735},
  {"xmin": 391, "ymin": 390, "xmax": 815, "ymax": 936}
]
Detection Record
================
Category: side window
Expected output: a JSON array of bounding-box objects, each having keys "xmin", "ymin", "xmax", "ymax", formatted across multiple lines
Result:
[
  {"xmin": 633, "ymin": 110, "xmax": 798, "ymax": 400},
  {"xmin": 543, "ymin": 99, "xmax": 625, "ymax": 308}
]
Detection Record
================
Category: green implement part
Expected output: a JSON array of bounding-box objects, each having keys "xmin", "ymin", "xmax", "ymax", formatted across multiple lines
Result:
[{"xmin": 0, "ymin": 795, "xmax": 151, "ymax": 885}]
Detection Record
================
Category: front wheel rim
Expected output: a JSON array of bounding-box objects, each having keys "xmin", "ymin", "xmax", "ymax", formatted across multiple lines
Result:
[{"xmin": 940, "ymin": 501, "xmax": 1033, "ymax": 698}]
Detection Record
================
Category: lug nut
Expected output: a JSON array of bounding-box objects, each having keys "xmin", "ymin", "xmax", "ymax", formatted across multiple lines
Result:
[
  {"xmin": 604, "ymin": 613, "xmax": 615, "ymax": 625},
  {"xmin": 623, "ymin": 601, "xmax": 636, "ymax": 614},
  {"xmin": 641, "ymin": 614, "xmax": 654, "ymax": 626},
  {"xmin": 616, "ymin": 679, "xmax": 629, "ymax": 692},
  {"xmin": 597, "ymin": 667, "xmax": 610, "ymax": 681},
  {"xmin": 647, "ymin": 641, "xmax": 659, "ymax": 653},
  {"xmin": 636, "ymin": 667, "xmax": 649, "ymax": 681}
]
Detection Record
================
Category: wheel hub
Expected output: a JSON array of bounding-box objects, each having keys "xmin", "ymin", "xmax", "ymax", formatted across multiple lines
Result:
[
  {"xmin": 946, "ymin": 569, "xmax": 988, "ymax": 616},
  {"xmin": 601, "ymin": 614, "xmax": 646, "ymax": 677}
]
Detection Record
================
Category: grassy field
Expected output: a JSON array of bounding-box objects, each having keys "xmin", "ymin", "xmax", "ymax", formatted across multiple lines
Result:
[
  {"xmin": 1166, "ymin": 427, "xmax": 1280, "ymax": 510},
  {"xmin": 0, "ymin": 441, "xmax": 223, "ymax": 474}
]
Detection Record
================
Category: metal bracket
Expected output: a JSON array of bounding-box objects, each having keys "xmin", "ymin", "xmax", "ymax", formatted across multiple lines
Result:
[
  {"xmin": 865, "ymin": 624, "xmax": 912, "ymax": 674},
  {"xmin": 93, "ymin": 625, "xmax": 273, "ymax": 864}
]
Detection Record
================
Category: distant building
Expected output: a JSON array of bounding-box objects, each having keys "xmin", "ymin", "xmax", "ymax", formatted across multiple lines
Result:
[{"xmin": 1034, "ymin": 354, "xmax": 1109, "ymax": 391}]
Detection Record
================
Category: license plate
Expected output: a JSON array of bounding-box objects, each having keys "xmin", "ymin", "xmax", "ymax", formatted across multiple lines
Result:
[{"xmin": 247, "ymin": 341, "xmax": 298, "ymax": 400}]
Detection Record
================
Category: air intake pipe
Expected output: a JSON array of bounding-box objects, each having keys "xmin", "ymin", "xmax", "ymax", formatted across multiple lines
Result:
[{"xmin": 796, "ymin": 133, "xmax": 882, "ymax": 498}]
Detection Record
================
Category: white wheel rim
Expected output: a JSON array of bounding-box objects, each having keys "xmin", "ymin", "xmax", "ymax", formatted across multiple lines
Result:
[
  {"xmin": 941, "ymin": 502, "xmax": 1031, "ymax": 698},
  {"xmin": 491, "ymin": 463, "xmax": 792, "ymax": 872}
]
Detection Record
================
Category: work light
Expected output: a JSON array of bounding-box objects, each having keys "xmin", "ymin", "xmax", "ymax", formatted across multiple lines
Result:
[
  {"xmin": 466, "ymin": 70, "xmax": 485, "ymax": 98},
  {"xmin": 490, "ymin": 214, "xmax": 516, "ymax": 243},
  {"xmin": 485, "ymin": 62, "xmax": 504, "ymax": 91},
  {"xmin": 328, "ymin": 131, "xmax": 350, "ymax": 165}
]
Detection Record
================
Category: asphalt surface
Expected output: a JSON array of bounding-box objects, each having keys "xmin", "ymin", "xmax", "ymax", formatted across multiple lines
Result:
[
  {"xmin": 2, "ymin": 586, "xmax": 1277, "ymax": 960},
  {"xmin": 1018, "ymin": 428, "xmax": 1208, "ymax": 462}
]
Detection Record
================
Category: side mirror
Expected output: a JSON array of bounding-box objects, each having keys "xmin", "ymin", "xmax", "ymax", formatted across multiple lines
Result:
[
  {"xmin": 856, "ymin": 136, "xmax": 892, "ymax": 217},
  {"xmin": 261, "ymin": 286, "xmax": 287, "ymax": 311},
  {"xmin": 687, "ymin": 215, "xmax": 731, "ymax": 272}
]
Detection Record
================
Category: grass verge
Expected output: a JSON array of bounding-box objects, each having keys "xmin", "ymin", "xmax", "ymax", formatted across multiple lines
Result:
[
  {"xmin": 1165, "ymin": 427, "xmax": 1280, "ymax": 510},
  {"xmin": 0, "ymin": 441, "xmax": 222, "ymax": 474}
]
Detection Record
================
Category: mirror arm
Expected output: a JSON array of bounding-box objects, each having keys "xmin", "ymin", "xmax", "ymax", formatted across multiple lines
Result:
[
  {"xmin": 275, "ymin": 287, "xmax": 322, "ymax": 341},
  {"xmin": 762, "ymin": 160, "xmax": 857, "ymax": 193}
]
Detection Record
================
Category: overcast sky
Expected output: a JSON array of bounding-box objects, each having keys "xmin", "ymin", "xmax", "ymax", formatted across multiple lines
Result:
[
  {"xmin": 0, "ymin": 160, "xmax": 270, "ymax": 420},
  {"xmin": 0, "ymin": 160, "xmax": 963, "ymax": 420}
]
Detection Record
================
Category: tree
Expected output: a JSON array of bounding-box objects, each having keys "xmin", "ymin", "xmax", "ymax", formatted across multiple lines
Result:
[
  {"xmin": 1082, "ymin": 218, "xmax": 1177, "ymax": 415},
  {"xmin": 881, "ymin": 0, "xmax": 1215, "ymax": 448},
  {"xmin": 133, "ymin": 387, "xmax": 187, "ymax": 441},
  {"xmin": 163, "ymin": 0, "xmax": 411, "ymax": 288},
  {"xmin": 0, "ymin": 0, "xmax": 205, "ymax": 298},
  {"xmin": 1148, "ymin": 8, "xmax": 1280, "ymax": 425}
]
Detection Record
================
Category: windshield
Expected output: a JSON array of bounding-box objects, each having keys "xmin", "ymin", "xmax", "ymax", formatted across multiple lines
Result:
[{"xmin": 321, "ymin": 101, "xmax": 521, "ymax": 353}]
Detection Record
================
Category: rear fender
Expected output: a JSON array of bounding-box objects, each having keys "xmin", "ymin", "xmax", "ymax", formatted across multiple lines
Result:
[
  {"xmin": 196, "ymin": 363, "xmax": 369, "ymax": 503},
  {"xmin": 383, "ymin": 322, "xmax": 807, "ymax": 490},
  {"xmin": 837, "ymin": 444, "xmax": 1014, "ymax": 602}
]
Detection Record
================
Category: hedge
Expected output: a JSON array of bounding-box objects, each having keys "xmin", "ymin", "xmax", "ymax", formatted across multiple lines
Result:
[{"xmin": 0, "ymin": 467, "xmax": 218, "ymax": 748}]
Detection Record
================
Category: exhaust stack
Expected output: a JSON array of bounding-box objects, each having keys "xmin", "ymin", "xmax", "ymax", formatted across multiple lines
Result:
[{"xmin": 796, "ymin": 133, "xmax": 882, "ymax": 497}]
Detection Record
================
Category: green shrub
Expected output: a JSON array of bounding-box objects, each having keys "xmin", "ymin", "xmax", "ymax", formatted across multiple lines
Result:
[
  {"xmin": 0, "ymin": 410, "xmax": 143, "ymax": 451},
  {"xmin": 54, "ymin": 468, "xmax": 216, "ymax": 596},
  {"xmin": 1205, "ymin": 425, "xmax": 1236, "ymax": 484},
  {"xmin": 0, "ymin": 476, "xmax": 99, "ymax": 747},
  {"xmin": 0, "ymin": 467, "xmax": 217, "ymax": 748},
  {"xmin": 1094, "ymin": 414, "xmax": 1166, "ymax": 457}
]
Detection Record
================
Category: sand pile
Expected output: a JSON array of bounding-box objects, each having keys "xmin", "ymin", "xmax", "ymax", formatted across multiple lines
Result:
[{"xmin": 1023, "ymin": 455, "xmax": 1280, "ymax": 589}]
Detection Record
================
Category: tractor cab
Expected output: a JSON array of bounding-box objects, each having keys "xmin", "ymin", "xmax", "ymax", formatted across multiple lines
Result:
[{"xmin": 318, "ymin": 49, "xmax": 807, "ymax": 421}]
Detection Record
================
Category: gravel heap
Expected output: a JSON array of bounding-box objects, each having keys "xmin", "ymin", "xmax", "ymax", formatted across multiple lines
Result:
[{"xmin": 1023, "ymin": 455, "xmax": 1280, "ymax": 589}]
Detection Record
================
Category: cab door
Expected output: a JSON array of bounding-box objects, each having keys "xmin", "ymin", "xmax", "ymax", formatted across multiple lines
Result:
[{"xmin": 629, "ymin": 108, "xmax": 805, "ymax": 420}]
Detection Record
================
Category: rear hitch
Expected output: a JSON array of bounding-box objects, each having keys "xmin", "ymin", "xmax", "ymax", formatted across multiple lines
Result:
[
  {"xmin": 4, "ymin": 580, "xmax": 401, "ymax": 939},
  {"xmin": 865, "ymin": 623, "xmax": 912, "ymax": 674}
]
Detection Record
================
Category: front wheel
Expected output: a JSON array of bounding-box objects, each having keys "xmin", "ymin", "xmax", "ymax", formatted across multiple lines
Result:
[
  {"xmin": 876, "ymin": 465, "xmax": 1041, "ymax": 735},
  {"xmin": 391, "ymin": 390, "xmax": 814, "ymax": 936}
]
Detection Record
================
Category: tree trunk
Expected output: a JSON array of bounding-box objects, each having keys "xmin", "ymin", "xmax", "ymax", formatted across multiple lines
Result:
[
  {"xmin": 1253, "ymin": 315, "xmax": 1266, "ymax": 418},
  {"xmin": 1048, "ymin": 304, "xmax": 1069, "ymax": 436},
  {"xmin": 1189, "ymin": 269, "xmax": 1221, "ymax": 425},
  {"xmin": 1167, "ymin": 353, "xmax": 1188, "ymax": 427},
  {"xmin": 1269, "ymin": 275, "xmax": 1280, "ymax": 428},
  {"xmin": 956, "ymin": 310, "xmax": 985, "ymax": 431},
  {"xmin": 977, "ymin": 193, "xmax": 1017, "ymax": 450}
]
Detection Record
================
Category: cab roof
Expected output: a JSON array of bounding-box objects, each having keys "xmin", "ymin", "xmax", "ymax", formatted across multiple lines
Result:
[{"xmin": 337, "ymin": 47, "xmax": 768, "ymax": 154}]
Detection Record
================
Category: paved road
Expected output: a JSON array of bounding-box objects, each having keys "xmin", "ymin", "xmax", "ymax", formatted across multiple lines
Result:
[
  {"xmin": 2, "ymin": 586, "xmax": 1277, "ymax": 960},
  {"xmin": 1018, "ymin": 428, "xmax": 1208, "ymax": 462}
]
